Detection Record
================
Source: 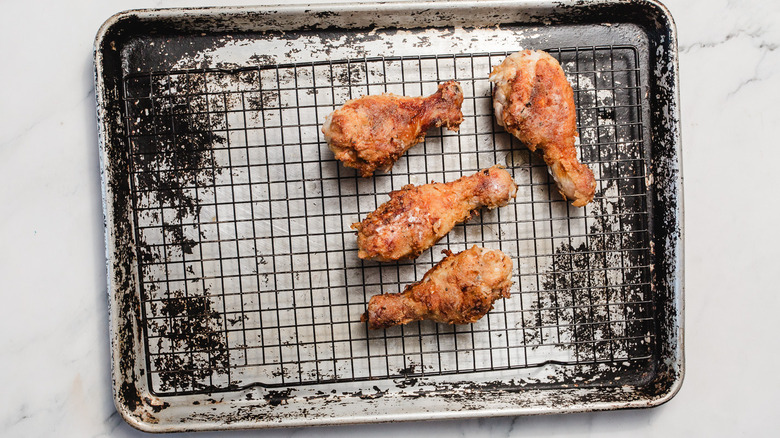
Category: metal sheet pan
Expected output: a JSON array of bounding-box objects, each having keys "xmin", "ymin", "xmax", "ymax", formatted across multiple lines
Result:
[{"xmin": 95, "ymin": 0, "xmax": 683, "ymax": 432}]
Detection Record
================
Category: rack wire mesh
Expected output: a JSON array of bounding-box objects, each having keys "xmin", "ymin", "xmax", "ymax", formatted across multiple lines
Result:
[{"xmin": 122, "ymin": 46, "xmax": 654, "ymax": 396}]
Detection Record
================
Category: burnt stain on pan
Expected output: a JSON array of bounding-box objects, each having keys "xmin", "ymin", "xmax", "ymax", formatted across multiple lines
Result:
[
  {"xmin": 532, "ymin": 179, "xmax": 654, "ymax": 366},
  {"xmin": 119, "ymin": 381, "xmax": 143, "ymax": 411},
  {"xmin": 264, "ymin": 389, "xmax": 294, "ymax": 407},
  {"xmin": 148, "ymin": 291, "xmax": 232, "ymax": 392},
  {"xmin": 127, "ymin": 71, "xmax": 225, "ymax": 256},
  {"xmin": 110, "ymin": 59, "xmax": 237, "ymax": 400},
  {"xmin": 125, "ymin": 70, "xmax": 236, "ymax": 394},
  {"xmin": 97, "ymin": 18, "xmax": 153, "ymax": 419}
]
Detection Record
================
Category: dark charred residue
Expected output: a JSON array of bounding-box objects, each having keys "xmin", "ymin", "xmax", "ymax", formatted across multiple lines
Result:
[
  {"xmin": 245, "ymin": 90, "xmax": 281, "ymax": 112},
  {"xmin": 334, "ymin": 63, "xmax": 367, "ymax": 90},
  {"xmin": 310, "ymin": 10, "xmax": 338, "ymax": 19},
  {"xmin": 412, "ymin": 35, "xmax": 432, "ymax": 48},
  {"xmin": 530, "ymin": 183, "xmax": 653, "ymax": 365},
  {"xmin": 249, "ymin": 53, "xmax": 276, "ymax": 66},
  {"xmin": 146, "ymin": 291, "xmax": 231, "ymax": 393},
  {"xmin": 120, "ymin": 381, "xmax": 143, "ymax": 411},
  {"xmin": 598, "ymin": 107, "xmax": 616, "ymax": 121},
  {"xmin": 371, "ymin": 359, "xmax": 657, "ymax": 408},
  {"xmin": 393, "ymin": 377, "xmax": 419, "ymax": 389},
  {"xmin": 646, "ymin": 0, "xmax": 684, "ymax": 395},
  {"xmin": 304, "ymin": 390, "xmax": 328, "ymax": 401},
  {"xmin": 355, "ymin": 386, "xmax": 388, "ymax": 400},
  {"xmin": 303, "ymin": 389, "xmax": 336, "ymax": 404},
  {"xmin": 98, "ymin": 16, "xmax": 156, "ymax": 421},
  {"xmin": 144, "ymin": 397, "xmax": 171, "ymax": 413},
  {"xmin": 398, "ymin": 364, "xmax": 417, "ymax": 375},
  {"xmin": 227, "ymin": 313, "xmax": 249, "ymax": 326},
  {"xmin": 123, "ymin": 69, "xmax": 235, "ymax": 395},
  {"xmin": 264, "ymin": 389, "xmax": 294, "ymax": 407},
  {"xmin": 410, "ymin": 9, "xmax": 432, "ymax": 17},
  {"xmin": 400, "ymin": 388, "xmax": 429, "ymax": 399},
  {"xmin": 271, "ymin": 367, "xmax": 291, "ymax": 381},
  {"xmin": 126, "ymin": 71, "xmax": 224, "ymax": 256}
]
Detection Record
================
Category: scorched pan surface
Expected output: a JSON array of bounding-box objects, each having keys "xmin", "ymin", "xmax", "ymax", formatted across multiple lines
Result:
[{"xmin": 95, "ymin": 0, "xmax": 683, "ymax": 431}]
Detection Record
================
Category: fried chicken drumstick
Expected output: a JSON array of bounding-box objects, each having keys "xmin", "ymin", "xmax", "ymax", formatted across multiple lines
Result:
[
  {"xmin": 361, "ymin": 246, "xmax": 513, "ymax": 329},
  {"xmin": 353, "ymin": 166, "xmax": 517, "ymax": 261},
  {"xmin": 322, "ymin": 81, "xmax": 464, "ymax": 177},
  {"xmin": 490, "ymin": 50, "xmax": 596, "ymax": 207}
]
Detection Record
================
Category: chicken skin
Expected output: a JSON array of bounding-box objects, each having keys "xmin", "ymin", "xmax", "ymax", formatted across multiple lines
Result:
[
  {"xmin": 322, "ymin": 81, "xmax": 464, "ymax": 177},
  {"xmin": 353, "ymin": 165, "xmax": 517, "ymax": 261},
  {"xmin": 361, "ymin": 246, "xmax": 513, "ymax": 329},
  {"xmin": 490, "ymin": 50, "xmax": 596, "ymax": 207}
]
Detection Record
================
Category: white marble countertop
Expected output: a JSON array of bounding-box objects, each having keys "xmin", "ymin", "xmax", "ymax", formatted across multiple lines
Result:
[{"xmin": 1, "ymin": 0, "xmax": 778, "ymax": 436}]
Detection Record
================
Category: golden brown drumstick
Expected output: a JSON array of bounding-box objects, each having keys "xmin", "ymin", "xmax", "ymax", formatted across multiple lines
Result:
[
  {"xmin": 361, "ymin": 246, "xmax": 513, "ymax": 329},
  {"xmin": 322, "ymin": 81, "xmax": 464, "ymax": 177},
  {"xmin": 353, "ymin": 166, "xmax": 517, "ymax": 261},
  {"xmin": 490, "ymin": 50, "xmax": 596, "ymax": 207}
]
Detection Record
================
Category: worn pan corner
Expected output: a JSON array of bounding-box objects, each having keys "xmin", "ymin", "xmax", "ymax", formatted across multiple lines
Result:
[{"xmin": 112, "ymin": 379, "xmax": 174, "ymax": 433}]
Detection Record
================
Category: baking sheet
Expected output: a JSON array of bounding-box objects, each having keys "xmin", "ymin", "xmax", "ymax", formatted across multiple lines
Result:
[{"xmin": 95, "ymin": 0, "xmax": 683, "ymax": 431}]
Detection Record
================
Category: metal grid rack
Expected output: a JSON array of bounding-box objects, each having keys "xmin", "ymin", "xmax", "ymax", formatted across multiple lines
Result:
[{"xmin": 122, "ymin": 46, "xmax": 654, "ymax": 396}]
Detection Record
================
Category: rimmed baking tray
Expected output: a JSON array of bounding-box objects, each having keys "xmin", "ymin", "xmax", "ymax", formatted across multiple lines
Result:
[{"xmin": 95, "ymin": 0, "xmax": 683, "ymax": 432}]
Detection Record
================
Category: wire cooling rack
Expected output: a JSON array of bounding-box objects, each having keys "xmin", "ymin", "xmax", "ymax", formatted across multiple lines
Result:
[{"xmin": 122, "ymin": 46, "xmax": 654, "ymax": 396}]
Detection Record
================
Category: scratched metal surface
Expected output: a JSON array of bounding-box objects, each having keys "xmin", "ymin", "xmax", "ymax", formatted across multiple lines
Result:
[{"xmin": 95, "ymin": 1, "xmax": 683, "ymax": 432}]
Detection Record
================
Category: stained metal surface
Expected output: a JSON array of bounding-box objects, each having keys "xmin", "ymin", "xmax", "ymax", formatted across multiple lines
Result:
[{"xmin": 95, "ymin": 0, "xmax": 683, "ymax": 432}]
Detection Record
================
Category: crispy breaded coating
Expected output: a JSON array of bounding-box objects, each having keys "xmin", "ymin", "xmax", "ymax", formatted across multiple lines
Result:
[
  {"xmin": 362, "ymin": 246, "xmax": 513, "ymax": 329},
  {"xmin": 322, "ymin": 81, "xmax": 464, "ymax": 177},
  {"xmin": 490, "ymin": 50, "xmax": 596, "ymax": 206},
  {"xmin": 353, "ymin": 166, "xmax": 517, "ymax": 261}
]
